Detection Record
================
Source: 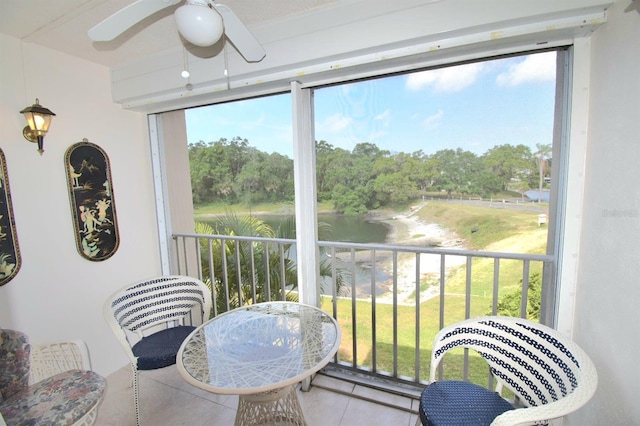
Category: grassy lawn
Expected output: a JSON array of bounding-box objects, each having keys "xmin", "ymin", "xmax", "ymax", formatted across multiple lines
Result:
[
  {"xmin": 322, "ymin": 200, "xmax": 549, "ymax": 385},
  {"xmin": 194, "ymin": 201, "xmax": 335, "ymax": 217},
  {"xmin": 323, "ymin": 296, "xmax": 494, "ymax": 384},
  {"xmin": 416, "ymin": 201, "xmax": 546, "ymax": 250}
]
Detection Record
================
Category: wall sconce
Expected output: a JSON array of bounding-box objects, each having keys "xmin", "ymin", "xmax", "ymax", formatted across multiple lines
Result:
[{"xmin": 20, "ymin": 99, "xmax": 56, "ymax": 155}]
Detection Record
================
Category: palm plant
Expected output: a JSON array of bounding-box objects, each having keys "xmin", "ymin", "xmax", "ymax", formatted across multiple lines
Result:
[
  {"xmin": 273, "ymin": 214, "xmax": 346, "ymax": 297},
  {"xmin": 195, "ymin": 212, "xmax": 344, "ymax": 314}
]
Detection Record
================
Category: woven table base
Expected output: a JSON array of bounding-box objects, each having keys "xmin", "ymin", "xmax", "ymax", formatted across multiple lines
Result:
[{"xmin": 235, "ymin": 385, "xmax": 306, "ymax": 426}]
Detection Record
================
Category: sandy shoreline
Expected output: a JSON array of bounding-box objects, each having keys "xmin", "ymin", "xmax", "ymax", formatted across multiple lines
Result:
[{"xmin": 363, "ymin": 203, "xmax": 466, "ymax": 304}]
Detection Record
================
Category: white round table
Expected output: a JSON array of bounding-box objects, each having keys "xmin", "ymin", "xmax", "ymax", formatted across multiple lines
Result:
[{"xmin": 177, "ymin": 301, "xmax": 341, "ymax": 426}]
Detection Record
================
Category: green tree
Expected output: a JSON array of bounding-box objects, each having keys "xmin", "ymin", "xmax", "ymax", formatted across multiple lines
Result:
[
  {"xmin": 321, "ymin": 147, "xmax": 353, "ymax": 199},
  {"xmin": 331, "ymin": 183, "xmax": 368, "ymax": 215},
  {"xmin": 402, "ymin": 151, "xmax": 436, "ymax": 195},
  {"xmin": 430, "ymin": 148, "xmax": 480, "ymax": 197},
  {"xmin": 235, "ymin": 150, "xmax": 267, "ymax": 201},
  {"xmin": 189, "ymin": 137, "xmax": 295, "ymax": 205},
  {"xmin": 263, "ymin": 152, "xmax": 294, "ymax": 201},
  {"xmin": 352, "ymin": 142, "xmax": 387, "ymax": 159},
  {"xmin": 188, "ymin": 137, "xmax": 252, "ymax": 203},
  {"xmin": 189, "ymin": 141, "xmax": 224, "ymax": 204},
  {"xmin": 469, "ymin": 169, "xmax": 503, "ymax": 197},
  {"xmin": 369, "ymin": 152, "xmax": 424, "ymax": 206},
  {"xmin": 317, "ymin": 143, "xmax": 381, "ymax": 214},
  {"xmin": 192, "ymin": 137, "xmax": 545, "ymax": 214},
  {"xmin": 482, "ymin": 144, "xmax": 533, "ymax": 191},
  {"xmin": 373, "ymin": 172, "xmax": 413, "ymax": 205},
  {"xmin": 534, "ymin": 143, "xmax": 552, "ymax": 202},
  {"xmin": 492, "ymin": 272, "xmax": 542, "ymax": 320},
  {"xmin": 315, "ymin": 140, "xmax": 336, "ymax": 201}
]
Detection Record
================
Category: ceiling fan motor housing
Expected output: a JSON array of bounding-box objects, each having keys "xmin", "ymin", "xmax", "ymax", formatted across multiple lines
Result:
[{"xmin": 175, "ymin": 1, "xmax": 224, "ymax": 47}]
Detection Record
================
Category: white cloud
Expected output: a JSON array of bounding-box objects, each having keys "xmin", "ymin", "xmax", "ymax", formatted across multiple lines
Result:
[
  {"xmin": 406, "ymin": 62, "xmax": 484, "ymax": 92},
  {"xmin": 374, "ymin": 109, "xmax": 392, "ymax": 126},
  {"xmin": 320, "ymin": 113, "xmax": 352, "ymax": 133},
  {"xmin": 368, "ymin": 130, "xmax": 388, "ymax": 141},
  {"xmin": 341, "ymin": 85, "xmax": 353, "ymax": 96},
  {"xmin": 496, "ymin": 51, "xmax": 556, "ymax": 86},
  {"xmin": 422, "ymin": 110, "xmax": 444, "ymax": 130}
]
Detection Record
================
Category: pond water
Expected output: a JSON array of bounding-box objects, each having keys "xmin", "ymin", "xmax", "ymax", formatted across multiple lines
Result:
[
  {"xmin": 259, "ymin": 213, "xmax": 391, "ymax": 243},
  {"xmin": 199, "ymin": 213, "xmax": 391, "ymax": 242}
]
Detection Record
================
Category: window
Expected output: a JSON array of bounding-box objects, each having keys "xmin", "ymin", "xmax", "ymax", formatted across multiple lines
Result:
[
  {"xmin": 155, "ymin": 47, "xmax": 569, "ymax": 384},
  {"xmin": 313, "ymin": 52, "xmax": 557, "ymax": 250},
  {"xmin": 185, "ymin": 93, "xmax": 294, "ymax": 211}
]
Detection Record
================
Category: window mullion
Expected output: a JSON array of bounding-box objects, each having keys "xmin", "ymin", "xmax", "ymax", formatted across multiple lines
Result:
[{"xmin": 291, "ymin": 81, "xmax": 320, "ymax": 306}]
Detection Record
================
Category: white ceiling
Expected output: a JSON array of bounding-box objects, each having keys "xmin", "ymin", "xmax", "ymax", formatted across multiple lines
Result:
[{"xmin": 0, "ymin": 0, "xmax": 340, "ymax": 68}]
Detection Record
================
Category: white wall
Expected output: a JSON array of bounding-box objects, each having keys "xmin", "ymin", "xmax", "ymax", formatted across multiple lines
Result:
[
  {"xmin": 0, "ymin": 34, "xmax": 162, "ymax": 376},
  {"xmin": 569, "ymin": 1, "xmax": 640, "ymax": 424}
]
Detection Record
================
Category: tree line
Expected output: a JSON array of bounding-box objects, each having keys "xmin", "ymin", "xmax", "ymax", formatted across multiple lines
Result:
[{"xmin": 189, "ymin": 137, "xmax": 551, "ymax": 214}]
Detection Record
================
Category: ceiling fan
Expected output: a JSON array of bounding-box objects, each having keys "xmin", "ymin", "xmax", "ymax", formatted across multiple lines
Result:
[{"xmin": 88, "ymin": 0, "xmax": 265, "ymax": 62}]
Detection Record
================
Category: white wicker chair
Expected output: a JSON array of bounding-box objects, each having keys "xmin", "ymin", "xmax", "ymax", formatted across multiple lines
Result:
[
  {"xmin": 104, "ymin": 275, "xmax": 212, "ymax": 426},
  {"xmin": 0, "ymin": 330, "xmax": 105, "ymax": 426},
  {"xmin": 418, "ymin": 316, "xmax": 598, "ymax": 426}
]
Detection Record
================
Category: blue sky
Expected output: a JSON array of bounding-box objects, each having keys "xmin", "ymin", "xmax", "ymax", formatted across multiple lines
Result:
[{"xmin": 185, "ymin": 51, "xmax": 556, "ymax": 158}]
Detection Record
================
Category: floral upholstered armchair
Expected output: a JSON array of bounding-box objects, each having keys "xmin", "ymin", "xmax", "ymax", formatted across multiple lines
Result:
[{"xmin": 0, "ymin": 329, "xmax": 106, "ymax": 426}]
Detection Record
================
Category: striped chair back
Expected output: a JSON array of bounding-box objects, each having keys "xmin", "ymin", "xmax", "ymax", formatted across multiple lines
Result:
[
  {"xmin": 430, "ymin": 316, "xmax": 597, "ymax": 409},
  {"xmin": 108, "ymin": 275, "xmax": 212, "ymax": 336}
]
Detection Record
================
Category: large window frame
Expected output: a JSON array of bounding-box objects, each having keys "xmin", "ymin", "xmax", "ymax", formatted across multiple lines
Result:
[{"xmin": 149, "ymin": 42, "xmax": 587, "ymax": 332}]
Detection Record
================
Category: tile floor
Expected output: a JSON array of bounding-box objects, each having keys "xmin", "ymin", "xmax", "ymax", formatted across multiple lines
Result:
[{"xmin": 95, "ymin": 366, "xmax": 421, "ymax": 426}]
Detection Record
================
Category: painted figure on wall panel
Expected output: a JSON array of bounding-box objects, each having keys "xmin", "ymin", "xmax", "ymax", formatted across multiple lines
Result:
[
  {"xmin": 65, "ymin": 139, "xmax": 119, "ymax": 261},
  {"xmin": 0, "ymin": 148, "xmax": 21, "ymax": 285}
]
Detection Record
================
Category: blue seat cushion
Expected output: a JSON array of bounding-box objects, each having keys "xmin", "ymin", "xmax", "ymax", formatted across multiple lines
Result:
[
  {"xmin": 419, "ymin": 380, "xmax": 514, "ymax": 426},
  {"xmin": 132, "ymin": 326, "xmax": 195, "ymax": 370}
]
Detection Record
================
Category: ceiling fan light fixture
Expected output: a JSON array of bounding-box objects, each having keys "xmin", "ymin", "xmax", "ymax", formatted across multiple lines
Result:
[{"xmin": 174, "ymin": 3, "xmax": 224, "ymax": 47}]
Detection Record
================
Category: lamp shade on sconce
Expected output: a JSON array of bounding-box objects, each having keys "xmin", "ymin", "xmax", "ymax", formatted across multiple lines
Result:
[
  {"xmin": 20, "ymin": 98, "xmax": 56, "ymax": 154},
  {"xmin": 174, "ymin": 3, "xmax": 224, "ymax": 47}
]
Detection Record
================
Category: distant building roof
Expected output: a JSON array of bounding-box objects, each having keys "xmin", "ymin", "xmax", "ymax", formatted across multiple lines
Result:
[{"xmin": 525, "ymin": 189, "xmax": 550, "ymax": 202}]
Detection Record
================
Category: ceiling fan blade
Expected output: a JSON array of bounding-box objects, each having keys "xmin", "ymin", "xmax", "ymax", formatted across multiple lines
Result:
[
  {"xmin": 89, "ymin": 0, "xmax": 182, "ymax": 42},
  {"xmin": 213, "ymin": 3, "xmax": 266, "ymax": 62}
]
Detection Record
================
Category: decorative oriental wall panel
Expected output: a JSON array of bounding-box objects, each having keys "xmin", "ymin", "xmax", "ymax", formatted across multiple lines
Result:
[
  {"xmin": 0, "ymin": 148, "xmax": 20, "ymax": 285},
  {"xmin": 65, "ymin": 139, "xmax": 119, "ymax": 261}
]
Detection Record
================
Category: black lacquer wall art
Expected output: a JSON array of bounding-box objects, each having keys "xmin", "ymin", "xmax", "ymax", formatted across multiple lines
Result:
[
  {"xmin": 65, "ymin": 139, "xmax": 119, "ymax": 261},
  {"xmin": 0, "ymin": 148, "xmax": 21, "ymax": 285}
]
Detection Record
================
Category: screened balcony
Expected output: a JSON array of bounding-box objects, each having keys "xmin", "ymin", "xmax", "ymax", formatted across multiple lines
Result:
[
  {"xmin": 92, "ymin": 230, "xmax": 552, "ymax": 425},
  {"xmin": 168, "ymin": 231, "xmax": 552, "ymax": 390}
]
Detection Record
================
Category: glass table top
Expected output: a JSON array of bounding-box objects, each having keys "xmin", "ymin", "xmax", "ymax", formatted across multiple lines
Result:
[{"xmin": 177, "ymin": 302, "xmax": 341, "ymax": 395}]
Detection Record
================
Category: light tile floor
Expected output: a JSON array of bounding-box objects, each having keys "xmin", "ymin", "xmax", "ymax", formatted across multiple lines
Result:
[{"xmin": 95, "ymin": 365, "xmax": 421, "ymax": 426}]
